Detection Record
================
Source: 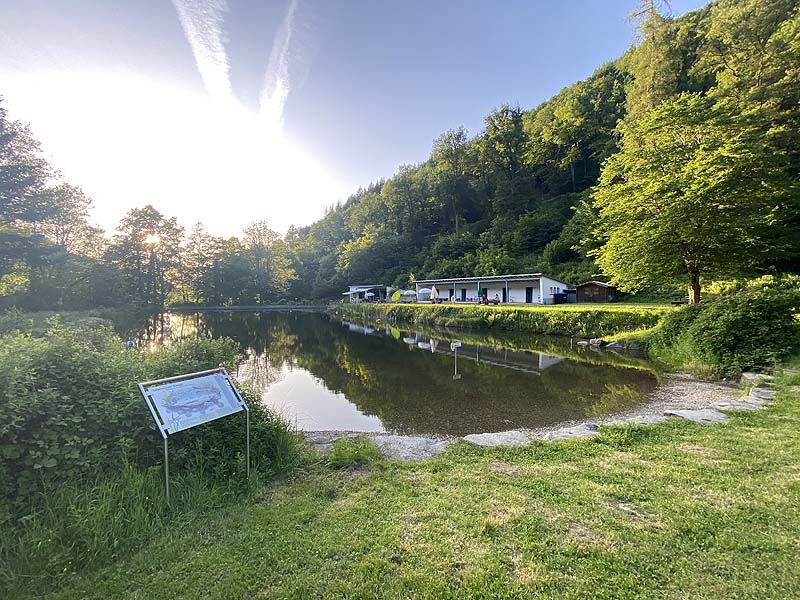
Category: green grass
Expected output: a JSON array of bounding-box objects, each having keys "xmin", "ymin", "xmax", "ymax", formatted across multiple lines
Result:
[
  {"xmin": 332, "ymin": 302, "xmax": 672, "ymax": 338},
  {"xmin": 19, "ymin": 366, "xmax": 800, "ymax": 599}
]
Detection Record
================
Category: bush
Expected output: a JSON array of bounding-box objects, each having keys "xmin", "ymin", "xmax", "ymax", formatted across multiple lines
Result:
[
  {"xmin": 0, "ymin": 319, "xmax": 300, "ymax": 595},
  {"xmin": 0, "ymin": 322, "xmax": 297, "ymax": 517},
  {"xmin": 687, "ymin": 278, "xmax": 800, "ymax": 376},
  {"xmin": 649, "ymin": 276, "xmax": 800, "ymax": 376}
]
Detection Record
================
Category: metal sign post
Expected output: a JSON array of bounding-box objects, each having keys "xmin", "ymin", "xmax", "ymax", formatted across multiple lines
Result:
[{"xmin": 138, "ymin": 368, "xmax": 250, "ymax": 504}]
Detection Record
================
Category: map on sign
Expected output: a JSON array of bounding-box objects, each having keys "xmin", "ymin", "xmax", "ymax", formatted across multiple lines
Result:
[{"xmin": 148, "ymin": 373, "xmax": 243, "ymax": 433}]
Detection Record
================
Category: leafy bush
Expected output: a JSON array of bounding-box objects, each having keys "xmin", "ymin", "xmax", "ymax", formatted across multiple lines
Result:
[
  {"xmin": 0, "ymin": 322, "xmax": 297, "ymax": 516},
  {"xmin": 649, "ymin": 276, "xmax": 800, "ymax": 376},
  {"xmin": 687, "ymin": 278, "xmax": 800, "ymax": 376}
]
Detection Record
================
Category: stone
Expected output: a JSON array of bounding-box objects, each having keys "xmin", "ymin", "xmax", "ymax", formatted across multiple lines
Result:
[
  {"xmin": 664, "ymin": 408, "xmax": 728, "ymax": 424},
  {"xmin": 741, "ymin": 372, "xmax": 774, "ymax": 384},
  {"xmin": 589, "ymin": 338, "xmax": 604, "ymax": 346},
  {"xmin": 606, "ymin": 414, "xmax": 669, "ymax": 427},
  {"xmin": 576, "ymin": 340, "xmax": 590, "ymax": 346},
  {"xmin": 463, "ymin": 430, "xmax": 531, "ymax": 447},
  {"xmin": 712, "ymin": 397, "xmax": 766, "ymax": 411},
  {"xmin": 541, "ymin": 423, "xmax": 600, "ymax": 441},
  {"xmin": 749, "ymin": 387, "xmax": 776, "ymax": 401},
  {"xmin": 627, "ymin": 414, "xmax": 670, "ymax": 426},
  {"xmin": 605, "ymin": 342, "xmax": 623, "ymax": 349},
  {"xmin": 372, "ymin": 435, "xmax": 450, "ymax": 461}
]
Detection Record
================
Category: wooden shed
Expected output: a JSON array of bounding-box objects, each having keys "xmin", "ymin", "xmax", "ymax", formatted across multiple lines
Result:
[{"xmin": 575, "ymin": 281, "xmax": 618, "ymax": 303}]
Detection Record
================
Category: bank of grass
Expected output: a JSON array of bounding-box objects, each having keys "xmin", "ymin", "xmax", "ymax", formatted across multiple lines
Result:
[
  {"xmin": 25, "ymin": 365, "xmax": 800, "ymax": 600},
  {"xmin": 332, "ymin": 302, "xmax": 670, "ymax": 338}
]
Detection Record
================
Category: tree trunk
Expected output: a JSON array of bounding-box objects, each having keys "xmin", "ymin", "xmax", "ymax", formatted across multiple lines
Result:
[{"xmin": 687, "ymin": 267, "xmax": 701, "ymax": 304}]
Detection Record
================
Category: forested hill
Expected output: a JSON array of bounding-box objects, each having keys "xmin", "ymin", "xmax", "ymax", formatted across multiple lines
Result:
[
  {"xmin": 1, "ymin": 0, "xmax": 798, "ymax": 311},
  {"xmin": 286, "ymin": 0, "xmax": 799, "ymax": 300}
]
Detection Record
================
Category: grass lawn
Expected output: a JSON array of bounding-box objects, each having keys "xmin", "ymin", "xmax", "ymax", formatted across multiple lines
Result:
[{"xmin": 24, "ymin": 371, "xmax": 800, "ymax": 599}]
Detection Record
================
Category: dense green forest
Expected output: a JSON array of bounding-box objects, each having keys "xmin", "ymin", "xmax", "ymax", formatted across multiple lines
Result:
[{"xmin": 1, "ymin": 0, "xmax": 798, "ymax": 310}]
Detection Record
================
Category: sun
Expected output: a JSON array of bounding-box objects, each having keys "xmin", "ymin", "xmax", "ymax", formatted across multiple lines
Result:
[{"xmin": 0, "ymin": 68, "xmax": 351, "ymax": 238}]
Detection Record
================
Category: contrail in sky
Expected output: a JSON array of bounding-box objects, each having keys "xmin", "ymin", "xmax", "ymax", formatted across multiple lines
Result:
[
  {"xmin": 172, "ymin": 0, "xmax": 232, "ymax": 104},
  {"xmin": 259, "ymin": 0, "xmax": 300, "ymax": 128}
]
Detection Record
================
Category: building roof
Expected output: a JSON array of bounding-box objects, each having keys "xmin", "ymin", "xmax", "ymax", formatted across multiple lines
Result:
[
  {"xmin": 347, "ymin": 285, "xmax": 386, "ymax": 291},
  {"xmin": 415, "ymin": 273, "xmax": 572, "ymax": 287},
  {"xmin": 576, "ymin": 280, "xmax": 616, "ymax": 288}
]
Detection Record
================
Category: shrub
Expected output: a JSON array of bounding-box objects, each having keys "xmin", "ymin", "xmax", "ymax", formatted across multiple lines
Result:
[
  {"xmin": 0, "ymin": 323, "xmax": 297, "ymax": 516},
  {"xmin": 687, "ymin": 278, "xmax": 800, "ymax": 376},
  {"xmin": 649, "ymin": 276, "xmax": 800, "ymax": 377}
]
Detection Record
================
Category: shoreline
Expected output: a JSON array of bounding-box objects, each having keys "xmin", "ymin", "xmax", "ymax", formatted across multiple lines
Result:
[{"xmin": 303, "ymin": 372, "xmax": 742, "ymax": 458}]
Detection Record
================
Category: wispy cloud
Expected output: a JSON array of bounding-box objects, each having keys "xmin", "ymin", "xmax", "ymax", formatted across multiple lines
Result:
[
  {"xmin": 259, "ymin": 0, "xmax": 300, "ymax": 128},
  {"xmin": 172, "ymin": 0, "xmax": 232, "ymax": 103}
]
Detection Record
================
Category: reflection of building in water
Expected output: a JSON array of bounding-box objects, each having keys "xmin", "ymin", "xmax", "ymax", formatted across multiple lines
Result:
[
  {"xmin": 349, "ymin": 322, "xmax": 565, "ymax": 376},
  {"xmin": 431, "ymin": 341, "xmax": 564, "ymax": 375},
  {"xmin": 347, "ymin": 323, "xmax": 376, "ymax": 335}
]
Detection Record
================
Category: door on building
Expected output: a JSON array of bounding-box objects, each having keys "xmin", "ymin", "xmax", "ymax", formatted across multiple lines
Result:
[
  {"xmin": 502, "ymin": 288, "xmax": 507, "ymax": 303},
  {"xmin": 461, "ymin": 288, "xmax": 467, "ymax": 301},
  {"xmin": 525, "ymin": 287, "xmax": 533, "ymax": 303}
]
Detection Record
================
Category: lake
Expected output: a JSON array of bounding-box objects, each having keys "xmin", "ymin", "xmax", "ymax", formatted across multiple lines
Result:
[{"xmin": 132, "ymin": 310, "xmax": 660, "ymax": 436}]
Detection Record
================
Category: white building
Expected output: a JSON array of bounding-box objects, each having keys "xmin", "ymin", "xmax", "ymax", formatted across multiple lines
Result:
[
  {"xmin": 414, "ymin": 273, "xmax": 572, "ymax": 305},
  {"xmin": 343, "ymin": 285, "xmax": 389, "ymax": 303}
]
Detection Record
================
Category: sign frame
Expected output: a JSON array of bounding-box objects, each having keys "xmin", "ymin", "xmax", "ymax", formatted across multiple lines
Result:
[{"xmin": 138, "ymin": 368, "xmax": 250, "ymax": 503}]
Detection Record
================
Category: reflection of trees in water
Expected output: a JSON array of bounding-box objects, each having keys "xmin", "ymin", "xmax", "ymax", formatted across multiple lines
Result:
[
  {"xmin": 121, "ymin": 311, "xmax": 661, "ymax": 435},
  {"xmin": 237, "ymin": 349, "xmax": 284, "ymax": 391},
  {"xmin": 128, "ymin": 310, "xmax": 301, "ymax": 391},
  {"xmin": 290, "ymin": 319, "xmax": 660, "ymax": 436}
]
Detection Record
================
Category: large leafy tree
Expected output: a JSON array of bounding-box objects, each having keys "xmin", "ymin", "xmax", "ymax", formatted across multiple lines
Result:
[
  {"xmin": 242, "ymin": 221, "xmax": 296, "ymax": 302},
  {"xmin": 591, "ymin": 93, "xmax": 797, "ymax": 303},
  {"xmin": 105, "ymin": 206, "xmax": 184, "ymax": 307}
]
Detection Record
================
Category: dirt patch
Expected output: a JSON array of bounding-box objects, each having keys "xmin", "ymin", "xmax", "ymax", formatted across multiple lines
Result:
[
  {"xmin": 567, "ymin": 523, "xmax": 615, "ymax": 549},
  {"xmin": 488, "ymin": 462, "xmax": 519, "ymax": 476},
  {"xmin": 679, "ymin": 444, "xmax": 720, "ymax": 458}
]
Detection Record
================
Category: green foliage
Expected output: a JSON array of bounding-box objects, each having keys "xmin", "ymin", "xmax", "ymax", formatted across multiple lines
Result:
[
  {"xmin": 325, "ymin": 436, "xmax": 383, "ymax": 469},
  {"xmin": 649, "ymin": 276, "xmax": 800, "ymax": 376},
  {"xmin": 687, "ymin": 278, "xmax": 800, "ymax": 375},
  {"xmin": 0, "ymin": 322, "xmax": 297, "ymax": 516},
  {"xmin": 592, "ymin": 92, "xmax": 797, "ymax": 302}
]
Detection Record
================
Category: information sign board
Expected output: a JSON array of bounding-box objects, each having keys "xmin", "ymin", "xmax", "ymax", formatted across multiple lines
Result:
[
  {"xmin": 138, "ymin": 368, "xmax": 249, "ymax": 503},
  {"xmin": 148, "ymin": 372, "xmax": 243, "ymax": 434}
]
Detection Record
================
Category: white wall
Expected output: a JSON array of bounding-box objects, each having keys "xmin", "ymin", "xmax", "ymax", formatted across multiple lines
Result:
[
  {"xmin": 540, "ymin": 276, "xmax": 570, "ymax": 304},
  {"xmin": 417, "ymin": 277, "xmax": 573, "ymax": 304}
]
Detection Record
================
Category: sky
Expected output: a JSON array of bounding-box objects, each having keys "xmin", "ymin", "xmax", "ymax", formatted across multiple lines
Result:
[{"xmin": 0, "ymin": 0, "xmax": 709, "ymax": 238}]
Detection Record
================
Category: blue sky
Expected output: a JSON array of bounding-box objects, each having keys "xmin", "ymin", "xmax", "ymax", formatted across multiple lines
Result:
[{"xmin": 0, "ymin": 0, "xmax": 709, "ymax": 237}]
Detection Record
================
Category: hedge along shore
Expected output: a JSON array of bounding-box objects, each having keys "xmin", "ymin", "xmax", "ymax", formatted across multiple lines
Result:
[{"xmin": 331, "ymin": 302, "xmax": 670, "ymax": 339}]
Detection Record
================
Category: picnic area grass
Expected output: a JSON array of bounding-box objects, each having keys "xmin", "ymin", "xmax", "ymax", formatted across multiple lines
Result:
[{"xmin": 27, "ymin": 364, "xmax": 800, "ymax": 600}]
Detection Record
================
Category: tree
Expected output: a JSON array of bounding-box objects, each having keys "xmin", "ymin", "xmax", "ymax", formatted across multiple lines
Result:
[
  {"xmin": 591, "ymin": 93, "xmax": 797, "ymax": 303},
  {"xmin": 105, "ymin": 206, "xmax": 184, "ymax": 307},
  {"xmin": 242, "ymin": 221, "xmax": 296, "ymax": 302},
  {"xmin": 482, "ymin": 104, "xmax": 530, "ymax": 216},
  {"xmin": 181, "ymin": 223, "xmax": 225, "ymax": 303},
  {"xmin": 0, "ymin": 99, "xmax": 55, "ymax": 227},
  {"xmin": 36, "ymin": 183, "xmax": 105, "ymax": 258}
]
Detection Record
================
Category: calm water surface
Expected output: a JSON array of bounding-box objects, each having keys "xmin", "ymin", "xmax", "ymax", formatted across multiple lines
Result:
[{"xmin": 133, "ymin": 311, "xmax": 660, "ymax": 436}]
